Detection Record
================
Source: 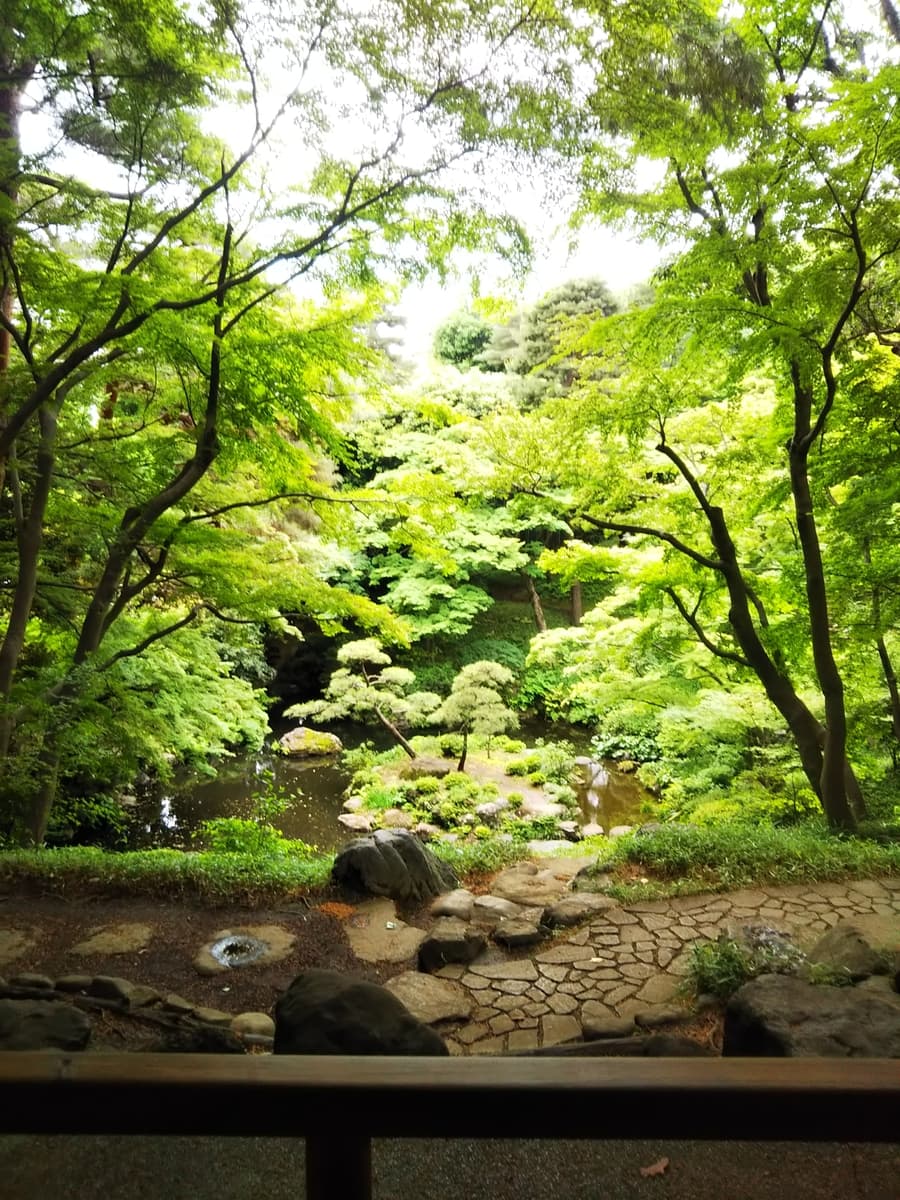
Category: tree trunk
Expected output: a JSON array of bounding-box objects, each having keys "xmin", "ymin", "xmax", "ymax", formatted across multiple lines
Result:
[
  {"xmin": 0, "ymin": 404, "xmax": 59, "ymax": 758},
  {"xmin": 524, "ymin": 574, "xmax": 547, "ymax": 632},
  {"xmin": 788, "ymin": 375, "xmax": 855, "ymax": 830},
  {"xmin": 374, "ymin": 709, "xmax": 416, "ymax": 759},
  {"xmin": 457, "ymin": 728, "xmax": 468, "ymax": 772},
  {"xmin": 570, "ymin": 582, "xmax": 583, "ymax": 626},
  {"xmin": 876, "ymin": 637, "xmax": 900, "ymax": 747}
]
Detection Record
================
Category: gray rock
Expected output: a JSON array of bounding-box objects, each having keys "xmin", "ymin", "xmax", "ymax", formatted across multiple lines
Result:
[
  {"xmin": 397, "ymin": 757, "xmax": 452, "ymax": 781},
  {"xmin": 430, "ymin": 888, "xmax": 475, "ymax": 921},
  {"xmin": 342, "ymin": 796, "xmax": 365, "ymax": 812},
  {"xmin": 808, "ymin": 914, "xmax": 900, "ymax": 979},
  {"xmin": 490, "ymin": 863, "xmax": 571, "ymax": 908},
  {"xmin": 274, "ymin": 969, "xmax": 448, "ymax": 1056},
  {"xmin": 192, "ymin": 1006, "xmax": 233, "ymax": 1027},
  {"xmin": 475, "ymin": 798, "xmax": 509, "ymax": 824},
  {"xmin": 582, "ymin": 1008, "xmax": 636, "ymax": 1040},
  {"xmin": 413, "ymin": 822, "xmax": 442, "ymax": 841},
  {"xmin": 634, "ymin": 1006, "xmax": 685, "ymax": 1029},
  {"xmin": 724, "ymin": 973, "xmax": 900, "ymax": 1057},
  {"xmin": 277, "ymin": 726, "xmax": 343, "ymax": 757},
  {"xmin": 542, "ymin": 893, "xmax": 619, "ymax": 927},
  {"xmin": 419, "ymin": 917, "xmax": 486, "ymax": 972},
  {"xmin": 581, "ymin": 822, "xmax": 605, "ymax": 838},
  {"xmin": 87, "ymin": 976, "xmax": 159, "ymax": 1007},
  {"xmin": 608, "ymin": 825, "xmax": 634, "ymax": 839},
  {"xmin": 558, "ymin": 821, "xmax": 583, "ymax": 842},
  {"xmin": 231, "ymin": 1012, "xmax": 276, "ymax": 1038},
  {"xmin": 471, "ymin": 895, "xmax": 524, "ymax": 925},
  {"xmin": 380, "ymin": 807, "xmax": 414, "ymax": 829},
  {"xmin": 385, "ymin": 971, "xmax": 473, "ymax": 1024},
  {"xmin": 9, "ymin": 973, "xmax": 53, "ymax": 990},
  {"xmin": 0, "ymin": 999, "xmax": 91, "ymax": 1051},
  {"xmin": 344, "ymin": 898, "xmax": 426, "ymax": 965},
  {"xmin": 54, "ymin": 975, "xmax": 93, "ymax": 994},
  {"xmin": 527, "ymin": 839, "xmax": 571, "ymax": 854},
  {"xmin": 332, "ymin": 828, "xmax": 457, "ymax": 904},
  {"xmin": 492, "ymin": 920, "xmax": 545, "ymax": 949},
  {"xmin": 338, "ymin": 811, "xmax": 375, "ymax": 833}
]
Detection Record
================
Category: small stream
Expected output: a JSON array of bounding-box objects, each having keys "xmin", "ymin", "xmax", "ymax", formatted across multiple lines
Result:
[{"xmin": 130, "ymin": 720, "xmax": 647, "ymax": 852}]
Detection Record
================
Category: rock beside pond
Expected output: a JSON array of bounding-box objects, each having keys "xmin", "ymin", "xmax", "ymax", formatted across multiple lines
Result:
[
  {"xmin": 277, "ymin": 726, "xmax": 343, "ymax": 758},
  {"xmin": 380, "ymin": 807, "xmax": 414, "ymax": 830},
  {"xmin": 0, "ymin": 999, "xmax": 92, "ymax": 1051},
  {"xmin": 274, "ymin": 968, "xmax": 448, "ymax": 1056},
  {"xmin": 723, "ymin": 973, "xmax": 900, "ymax": 1057},
  {"xmin": 332, "ymin": 828, "xmax": 457, "ymax": 904},
  {"xmin": 338, "ymin": 812, "xmax": 375, "ymax": 833}
]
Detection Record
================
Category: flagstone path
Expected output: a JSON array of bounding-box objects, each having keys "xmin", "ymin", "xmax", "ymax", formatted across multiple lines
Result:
[{"xmin": 430, "ymin": 876, "xmax": 900, "ymax": 1055}]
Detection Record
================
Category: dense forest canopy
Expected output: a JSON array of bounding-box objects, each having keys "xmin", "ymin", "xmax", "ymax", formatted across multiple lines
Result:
[{"xmin": 1, "ymin": 0, "xmax": 899, "ymax": 846}]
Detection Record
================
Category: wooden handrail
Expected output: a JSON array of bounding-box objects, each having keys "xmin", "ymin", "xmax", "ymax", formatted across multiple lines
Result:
[{"xmin": 1, "ymin": 1053, "xmax": 898, "ymax": 1141}]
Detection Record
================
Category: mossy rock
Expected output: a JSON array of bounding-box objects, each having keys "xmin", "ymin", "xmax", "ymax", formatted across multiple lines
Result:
[
  {"xmin": 277, "ymin": 727, "xmax": 343, "ymax": 758},
  {"xmin": 397, "ymin": 756, "xmax": 453, "ymax": 781}
]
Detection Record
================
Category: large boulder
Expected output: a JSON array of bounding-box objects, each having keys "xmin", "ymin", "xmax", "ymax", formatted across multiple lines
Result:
[
  {"xmin": 274, "ymin": 969, "xmax": 448, "ymax": 1056},
  {"xmin": 278, "ymin": 726, "xmax": 343, "ymax": 758},
  {"xmin": 396, "ymin": 756, "xmax": 452, "ymax": 781},
  {"xmin": 808, "ymin": 914, "xmax": 900, "ymax": 980},
  {"xmin": 724, "ymin": 973, "xmax": 900, "ymax": 1057},
  {"xmin": 332, "ymin": 828, "xmax": 457, "ymax": 904},
  {"xmin": 0, "ymin": 999, "xmax": 92, "ymax": 1051}
]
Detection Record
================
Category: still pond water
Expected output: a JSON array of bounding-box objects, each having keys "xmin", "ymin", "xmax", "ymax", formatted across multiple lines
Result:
[{"xmin": 132, "ymin": 720, "xmax": 647, "ymax": 853}]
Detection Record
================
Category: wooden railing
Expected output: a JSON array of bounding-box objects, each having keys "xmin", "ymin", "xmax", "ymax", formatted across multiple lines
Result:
[{"xmin": 1, "ymin": 1053, "xmax": 898, "ymax": 1199}]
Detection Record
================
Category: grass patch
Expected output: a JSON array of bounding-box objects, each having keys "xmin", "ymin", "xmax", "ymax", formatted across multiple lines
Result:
[
  {"xmin": 430, "ymin": 835, "xmax": 534, "ymax": 877},
  {"xmin": 600, "ymin": 821, "xmax": 900, "ymax": 894},
  {"xmin": 0, "ymin": 845, "xmax": 334, "ymax": 906}
]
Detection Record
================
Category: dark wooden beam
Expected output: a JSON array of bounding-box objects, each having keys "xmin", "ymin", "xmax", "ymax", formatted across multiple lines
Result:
[{"xmin": 0, "ymin": 1053, "xmax": 898, "ymax": 1142}]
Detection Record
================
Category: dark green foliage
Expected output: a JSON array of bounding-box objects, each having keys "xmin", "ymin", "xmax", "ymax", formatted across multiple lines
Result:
[
  {"xmin": 686, "ymin": 935, "xmax": 803, "ymax": 1000},
  {"xmin": 433, "ymin": 311, "xmax": 494, "ymax": 368}
]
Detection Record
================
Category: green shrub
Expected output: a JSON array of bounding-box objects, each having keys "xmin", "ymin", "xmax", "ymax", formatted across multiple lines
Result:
[
  {"xmin": 534, "ymin": 741, "xmax": 577, "ymax": 785},
  {"xmin": 527, "ymin": 770, "xmax": 547, "ymax": 786},
  {"xmin": 506, "ymin": 792, "xmax": 524, "ymax": 810},
  {"xmin": 497, "ymin": 737, "xmax": 526, "ymax": 754},
  {"xmin": 199, "ymin": 817, "xmax": 286, "ymax": 855},
  {"xmin": 411, "ymin": 775, "xmax": 442, "ymax": 795},
  {"xmin": 505, "ymin": 754, "xmax": 541, "ymax": 777},
  {"xmin": 686, "ymin": 932, "xmax": 805, "ymax": 999},
  {"xmin": 438, "ymin": 734, "xmax": 464, "ymax": 759},
  {"xmin": 361, "ymin": 782, "xmax": 403, "ymax": 811},
  {"xmin": 505, "ymin": 814, "xmax": 561, "ymax": 841},
  {"xmin": 46, "ymin": 793, "xmax": 131, "ymax": 849}
]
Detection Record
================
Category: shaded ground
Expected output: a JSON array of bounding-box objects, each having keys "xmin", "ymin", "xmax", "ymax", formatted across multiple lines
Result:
[
  {"xmin": 1, "ymin": 1135, "xmax": 899, "ymax": 1200},
  {"xmin": 0, "ymin": 893, "xmax": 399, "ymax": 1018}
]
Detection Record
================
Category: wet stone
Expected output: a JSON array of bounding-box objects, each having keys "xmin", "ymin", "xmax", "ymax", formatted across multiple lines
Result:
[{"xmin": 469, "ymin": 960, "xmax": 538, "ymax": 982}]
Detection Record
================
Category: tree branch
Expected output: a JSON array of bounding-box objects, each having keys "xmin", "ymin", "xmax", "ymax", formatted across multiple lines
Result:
[{"xmin": 664, "ymin": 587, "xmax": 751, "ymax": 668}]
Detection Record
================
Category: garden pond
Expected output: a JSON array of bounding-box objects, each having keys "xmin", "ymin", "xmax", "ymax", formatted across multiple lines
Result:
[{"xmin": 128, "ymin": 720, "xmax": 649, "ymax": 852}]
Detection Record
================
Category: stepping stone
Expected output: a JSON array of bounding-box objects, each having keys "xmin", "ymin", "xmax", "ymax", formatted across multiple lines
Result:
[
  {"xmin": 508, "ymin": 1027, "xmax": 540, "ymax": 1051},
  {"xmin": 492, "ymin": 920, "xmax": 544, "ymax": 949},
  {"xmin": 419, "ymin": 918, "xmax": 485, "ymax": 972},
  {"xmin": 88, "ymin": 976, "xmax": 159, "ymax": 1007},
  {"xmin": 582, "ymin": 1006, "xmax": 635, "ymax": 1040},
  {"xmin": 0, "ymin": 929, "xmax": 35, "ymax": 966},
  {"xmin": 489, "ymin": 863, "xmax": 572, "ymax": 907},
  {"xmin": 9, "ymin": 973, "xmax": 53, "ymax": 990},
  {"xmin": 54, "ymin": 975, "xmax": 93, "ymax": 994},
  {"xmin": 430, "ymin": 889, "xmax": 475, "ymax": 921},
  {"xmin": 542, "ymin": 894, "xmax": 618, "ymax": 927},
  {"xmin": 471, "ymin": 895, "xmax": 524, "ymax": 925},
  {"xmin": 534, "ymin": 944, "xmax": 594, "ymax": 964},
  {"xmin": 635, "ymin": 1006, "xmax": 685, "ymax": 1029},
  {"xmin": 71, "ymin": 923, "xmax": 153, "ymax": 956},
  {"xmin": 341, "ymin": 902, "xmax": 425, "ymax": 966},
  {"xmin": 192, "ymin": 1007, "xmax": 232, "ymax": 1027},
  {"xmin": 541, "ymin": 1013, "xmax": 581, "ymax": 1046},
  {"xmin": 386, "ymin": 971, "xmax": 473, "ymax": 1024},
  {"xmin": 635, "ymin": 974, "xmax": 681, "ymax": 1004},
  {"xmin": 469, "ymin": 960, "xmax": 538, "ymax": 982}
]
